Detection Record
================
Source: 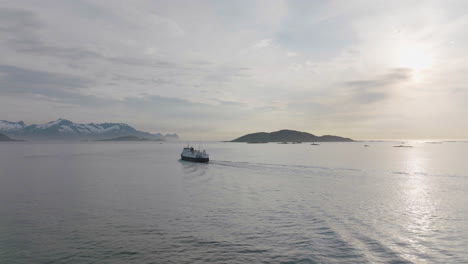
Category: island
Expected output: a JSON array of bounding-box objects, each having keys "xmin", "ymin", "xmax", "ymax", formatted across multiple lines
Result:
[
  {"xmin": 231, "ymin": 129, "xmax": 353, "ymax": 143},
  {"xmin": 97, "ymin": 136, "xmax": 161, "ymax": 142},
  {"xmin": 0, "ymin": 133, "xmax": 23, "ymax": 142}
]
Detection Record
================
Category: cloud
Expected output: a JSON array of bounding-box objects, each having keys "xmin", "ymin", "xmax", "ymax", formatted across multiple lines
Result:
[
  {"xmin": 286, "ymin": 51, "xmax": 298, "ymax": 57},
  {"xmin": 1, "ymin": 1, "xmax": 468, "ymax": 139},
  {"xmin": 252, "ymin": 39, "xmax": 273, "ymax": 49},
  {"xmin": 0, "ymin": 64, "xmax": 114, "ymax": 110},
  {"xmin": 344, "ymin": 68, "xmax": 412, "ymax": 104},
  {"xmin": 121, "ymin": 95, "xmax": 252, "ymax": 121},
  {"xmin": 0, "ymin": 8, "xmax": 46, "ymax": 56},
  {"xmin": 0, "ymin": 7, "xmax": 181, "ymax": 71},
  {"xmin": 275, "ymin": 1, "xmax": 357, "ymax": 60},
  {"xmin": 0, "ymin": 8, "xmax": 42, "ymax": 33},
  {"xmin": 0, "ymin": 63, "xmax": 249, "ymax": 121},
  {"xmin": 0, "ymin": 64, "xmax": 91, "ymax": 96}
]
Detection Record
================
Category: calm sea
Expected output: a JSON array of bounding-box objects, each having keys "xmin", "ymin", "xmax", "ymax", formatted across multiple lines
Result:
[{"xmin": 0, "ymin": 141, "xmax": 467, "ymax": 263}]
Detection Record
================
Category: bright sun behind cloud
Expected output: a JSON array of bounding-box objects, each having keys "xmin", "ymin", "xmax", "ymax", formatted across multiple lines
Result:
[{"xmin": 396, "ymin": 44, "xmax": 434, "ymax": 72}]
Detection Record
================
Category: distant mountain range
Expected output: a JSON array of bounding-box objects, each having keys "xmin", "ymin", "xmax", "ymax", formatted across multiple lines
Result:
[
  {"xmin": 0, "ymin": 119, "xmax": 179, "ymax": 141},
  {"xmin": 231, "ymin": 129, "xmax": 353, "ymax": 142}
]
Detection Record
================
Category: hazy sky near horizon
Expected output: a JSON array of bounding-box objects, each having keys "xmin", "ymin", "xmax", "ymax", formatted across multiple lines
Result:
[{"xmin": 1, "ymin": 0, "xmax": 468, "ymax": 140}]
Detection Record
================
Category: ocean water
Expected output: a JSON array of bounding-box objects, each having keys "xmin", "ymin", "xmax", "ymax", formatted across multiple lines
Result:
[{"xmin": 0, "ymin": 141, "xmax": 467, "ymax": 263}]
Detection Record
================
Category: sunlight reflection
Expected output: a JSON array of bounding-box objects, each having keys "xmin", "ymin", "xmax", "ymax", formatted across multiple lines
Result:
[{"xmin": 400, "ymin": 147, "xmax": 435, "ymax": 257}]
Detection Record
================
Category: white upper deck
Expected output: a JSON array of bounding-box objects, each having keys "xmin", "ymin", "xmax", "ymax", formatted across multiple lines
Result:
[{"xmin": 181, "ymin": 146, "xmax": 209, "ymax": 159}]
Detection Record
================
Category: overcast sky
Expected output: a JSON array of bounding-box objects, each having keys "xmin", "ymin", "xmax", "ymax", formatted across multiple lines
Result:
[{"xmin": 1, "ymin": 0, "xmax": 468, "ymax": 140}]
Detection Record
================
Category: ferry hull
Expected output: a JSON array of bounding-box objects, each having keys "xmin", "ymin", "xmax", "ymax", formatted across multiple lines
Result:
[{"xmin": 181, "ymin": 155, "xmax": 209, "ymax": 163}]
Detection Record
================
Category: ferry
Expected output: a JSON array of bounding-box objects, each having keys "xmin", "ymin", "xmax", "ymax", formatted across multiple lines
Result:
[{"xmin": 181, "ymin": 146, "xmax": 209, "ymax": 163}]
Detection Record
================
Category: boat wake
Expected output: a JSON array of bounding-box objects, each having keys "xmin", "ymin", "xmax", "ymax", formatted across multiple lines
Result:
[{"xmin": 210, "ymin": 160, "xmax": 360, "ymax": 172}]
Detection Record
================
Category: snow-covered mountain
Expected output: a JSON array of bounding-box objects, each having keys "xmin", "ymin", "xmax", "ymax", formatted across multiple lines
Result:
[
  {"xmin": 0, "ymin": 120, "xmax": 26, "ymax": 132},
  {"xmin": 0, "ymin": 119, "xmax": 179, "ymax": 141}
]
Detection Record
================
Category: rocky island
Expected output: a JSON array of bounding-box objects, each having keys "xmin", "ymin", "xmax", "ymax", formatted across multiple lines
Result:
[{"xmin": 231, "ymin": 129, "xmax": 353, "ymax": 143}]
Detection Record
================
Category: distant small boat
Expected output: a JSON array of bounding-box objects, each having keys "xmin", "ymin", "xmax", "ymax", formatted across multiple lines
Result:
[
  {"xmin": 181, "ymin": 146, "xmax": 209, "ymax": 162},
  {"xmin": 278, "ymin": 142, "xmax": 288, "ymax": 144},
  {"xmin": 393, "ymin": 145, "xmax": 413, "ymax": 148},
  {"xmin": 364, "ymin": 145, "xmax": 369, "ymax": 147},
  {"xmin": 310, "ymin": 142, "xmax": 319, "ymax": 145}
]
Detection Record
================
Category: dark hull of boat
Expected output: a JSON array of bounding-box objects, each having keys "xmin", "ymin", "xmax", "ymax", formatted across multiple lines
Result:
[{"xmin": 181, "ymin": 155, "xmax": 209, "ymax": 163}]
